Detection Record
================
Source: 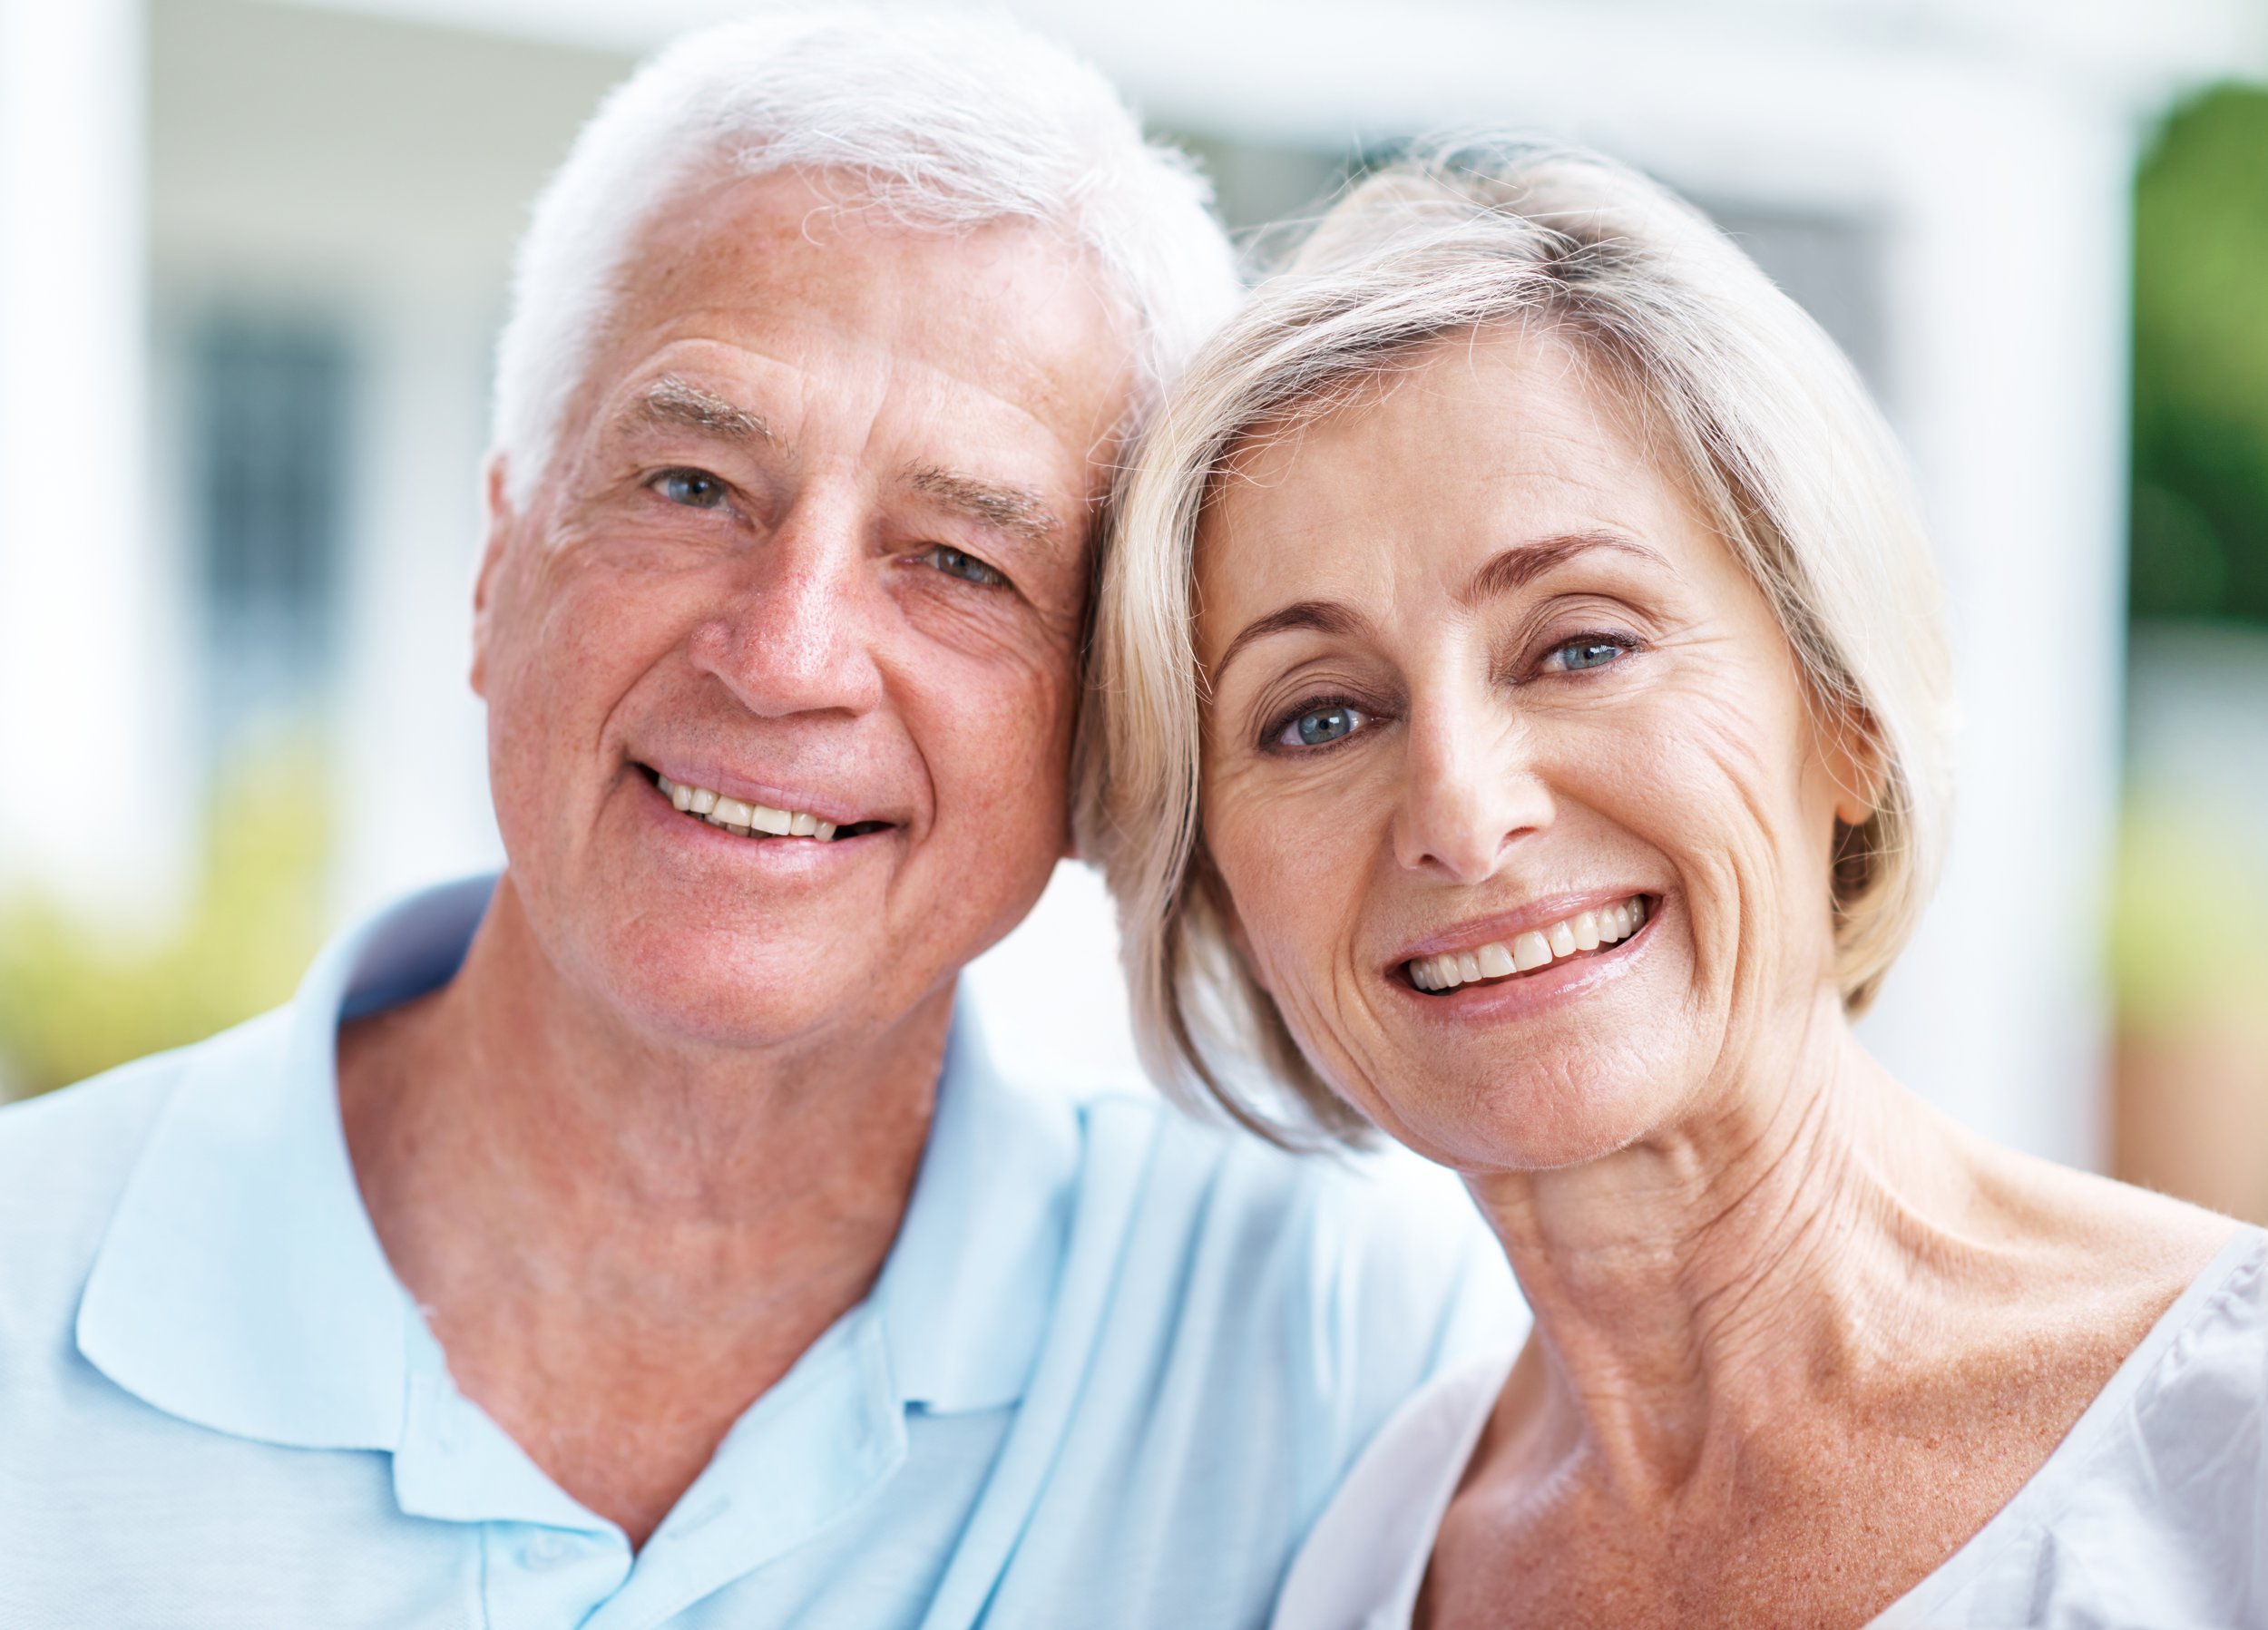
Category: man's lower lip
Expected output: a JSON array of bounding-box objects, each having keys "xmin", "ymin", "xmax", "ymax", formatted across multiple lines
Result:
[
  {"xmin": 640, "ymin": 779, "xmax": 889, "ymax": 853},
  {"xmin": 640, "ymin": 766, "xmax": 888, "ymax": 845}
]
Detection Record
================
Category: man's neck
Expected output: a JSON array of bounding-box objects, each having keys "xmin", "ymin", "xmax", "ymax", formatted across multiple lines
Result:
[{"xmin": 337, "ymin": 874, "xmax": 950, "ymax": 1547}]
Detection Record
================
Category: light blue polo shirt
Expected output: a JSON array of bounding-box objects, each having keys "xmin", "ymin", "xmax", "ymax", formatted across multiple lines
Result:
[{"xmin": 0, "ymin": 877, "xmax": 1517, "ymax": 1628}]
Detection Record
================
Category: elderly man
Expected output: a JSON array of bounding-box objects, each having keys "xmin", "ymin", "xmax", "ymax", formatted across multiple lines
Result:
[{"xmin": 0, "ymin": 11, "xmax": 1508, "ymax": 1628}]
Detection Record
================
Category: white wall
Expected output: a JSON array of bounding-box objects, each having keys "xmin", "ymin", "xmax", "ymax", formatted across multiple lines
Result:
[
  {"xmin": 34, "ymin": 0, "xmax": 2256, "ymax": 1161},
  {"xmin": 0, "ymin": 0, "xmax": 191, "ymax": 920},
  {"xmin": 147, "ymin": 0, "xmax": 631, "ymax": 913}
]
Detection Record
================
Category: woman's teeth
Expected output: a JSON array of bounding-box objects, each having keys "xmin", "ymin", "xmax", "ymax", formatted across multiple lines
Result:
[
  {"xmin": 1408, "ymin": 897, "xmax": 1649, "ymax": 993},
  {"xmin": 657, "ymin": 774, "xmax": 837, "ymax": 841}
]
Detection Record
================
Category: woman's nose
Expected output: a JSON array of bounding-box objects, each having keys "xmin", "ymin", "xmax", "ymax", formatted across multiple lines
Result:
[
  {"xmin": 689, "ymin": 496, "xmax": 885, "ymax": 719},
  {"xmin": 1391, "ymin": 696, "xmax": 1552, "ymax": 884}
]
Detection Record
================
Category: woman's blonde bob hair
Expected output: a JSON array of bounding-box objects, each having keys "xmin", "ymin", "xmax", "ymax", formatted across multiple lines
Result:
[{"xmin": 1077, "ymin": 138, "xmax": 1956, "ymax": 1148}]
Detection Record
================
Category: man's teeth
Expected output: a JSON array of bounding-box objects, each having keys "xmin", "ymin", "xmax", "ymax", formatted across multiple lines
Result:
[
  {"xmin": 1408, "ymin": 897, "xmax": 1650, "ymax": 993},
  {"xmin": 656, "ymin": 775, "xmax": 837, "ymax": 842}
]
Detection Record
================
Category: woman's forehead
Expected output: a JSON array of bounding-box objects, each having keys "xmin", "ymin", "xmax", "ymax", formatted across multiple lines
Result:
[{"xmin": 1195, "ymin": 329, "xmax": 1700, "ymax": 617}]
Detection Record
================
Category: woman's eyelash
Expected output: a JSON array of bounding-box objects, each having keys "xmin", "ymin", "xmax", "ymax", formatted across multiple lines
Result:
[
  {"xmin": 1256, "ymin": 633, "xmax": 1638, "ymax": 753},
  {"xmin": 1533, "ymin": 630, "xmax": 1641, "ymax": 674},
  {"xmin": 1261, "ymin": 696, "xmax": 1375, "ymax": 754}
]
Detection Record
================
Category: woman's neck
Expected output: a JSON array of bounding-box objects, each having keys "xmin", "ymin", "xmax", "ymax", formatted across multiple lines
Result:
[{"xmin": 1465, "ymin": 985, "xmax": 1992, "ymax": 1493}]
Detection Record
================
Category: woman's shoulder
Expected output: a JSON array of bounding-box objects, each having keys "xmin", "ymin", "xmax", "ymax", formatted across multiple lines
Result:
[
  {"xmin": 1270, "ymin": 1350, "xmax": 1513, "ymax": 1630},
  {"xmin": 1960, "ymin": 1137, "xmax": 2244, "ymax": 1346},
  {"xmin": 2058, "ymin": 1162, "xmax": 2245, "ymax": 1267},
  {"xmin": 2103, "ymin": 1218, "xmax": 2268, "ymax": 1438},
  {"xmin": 1878, "ymin": 1221, "xmax": 2268, "ymax": 1626}
]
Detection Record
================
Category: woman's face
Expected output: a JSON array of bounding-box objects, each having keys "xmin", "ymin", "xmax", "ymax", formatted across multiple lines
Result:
[{"xmin": 1194, "ymin": 328, "xmax": 1869, "ymax": 1173}]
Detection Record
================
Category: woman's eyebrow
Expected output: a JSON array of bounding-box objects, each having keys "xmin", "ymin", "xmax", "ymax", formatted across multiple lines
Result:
[
  {"xmin": 1457, "ymin": 530, "xmax": 1669, "ymax": 607},
  {"xmin": 1211, "ymin": 600, "xmax": 1373, "ymax": 685}
]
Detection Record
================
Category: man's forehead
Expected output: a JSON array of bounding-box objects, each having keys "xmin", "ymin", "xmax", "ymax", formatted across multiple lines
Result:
[{"xmin": 597, "ymin": 169, "xmax": 1135, "ymax": 441}]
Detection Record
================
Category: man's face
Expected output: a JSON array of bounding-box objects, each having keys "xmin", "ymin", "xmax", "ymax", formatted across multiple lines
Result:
[{"xmin": 473, "ymin": 169, "xmax": 1129, "ymax": 1053}]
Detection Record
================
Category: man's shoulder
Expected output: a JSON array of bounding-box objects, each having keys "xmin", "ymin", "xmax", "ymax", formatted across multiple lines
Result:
[
  {"xmin": 1001, "ymin": 1086, "xmax": 1520, "ymax": 1611},
  {"xmin": 1071, "ymin": 1086, "xmax": 1520, "ymax": 1376},
  {"xmin": 0, "ymin": 1010, "xmax": 289, "ymax": 1332},
  {"xmin": 1078, "ymin": 1086, "xmax": 1501, "ymax": 1283}
]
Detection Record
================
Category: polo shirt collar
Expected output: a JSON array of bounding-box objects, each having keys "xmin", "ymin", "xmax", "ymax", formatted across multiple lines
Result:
[
  {"xmin": 74, "ymin": 873, "xmax": 1079, "ymax": 1469},
  {"xmin": 76, "ymin": 874, "xmax": 492, "ymax": 1450},
  {"xmin": 874, "ymin": 1008, "xmax": 1079, "ymax": 1414}
]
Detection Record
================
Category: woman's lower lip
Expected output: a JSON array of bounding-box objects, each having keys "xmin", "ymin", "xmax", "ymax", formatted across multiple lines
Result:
[{"xmin": 1398, "ymin": 909, "xmax": 1657, "ymax": 1013}]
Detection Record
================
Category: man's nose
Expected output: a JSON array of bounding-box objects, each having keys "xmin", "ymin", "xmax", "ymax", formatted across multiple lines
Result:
[
  {"xmin": 688, "ymin": 495, "xmax": 885, "ymax": 718},
  {"xmin": 1391, "ymin": 688, "xmax": 1553, "ymax": 884}
]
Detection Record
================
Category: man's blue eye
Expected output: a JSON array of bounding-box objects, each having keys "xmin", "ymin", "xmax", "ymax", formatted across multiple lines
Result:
[
  {"xmin": 924, "ymin": 546, "xmax": 1005, "ymax": 587},
  {"xmin": 656, "ymin": 469, "xmax": 726, "ymax": 508},
  {"xmin": 1284, "ymin": 705, "xmax": 1362, "ymax": 748}
]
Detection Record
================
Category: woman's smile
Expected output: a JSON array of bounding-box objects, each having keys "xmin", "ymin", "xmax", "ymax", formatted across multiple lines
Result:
[
  {"xmin": 1088, "ymin": 135, "xmax": 2255, "ymax": 1630},
  {"xmin": 1182, "ymin": 320, "xmax": 1813, "ymax": 1170},
  {"xmin": 1398, "ymin": 892, "xmax": 1654, "ymax": 995}
]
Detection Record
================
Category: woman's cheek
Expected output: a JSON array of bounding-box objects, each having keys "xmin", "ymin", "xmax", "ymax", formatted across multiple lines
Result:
[{"xmin": 1641, "ymin": 701, "xmax": 1809, "ymax": 1002}]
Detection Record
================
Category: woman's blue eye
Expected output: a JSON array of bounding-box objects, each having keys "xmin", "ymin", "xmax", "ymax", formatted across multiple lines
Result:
[
  {"xmin": 924, "ymin": 545, "xmax": 1006, "ymax": 587},
  {"xmin": 655, "ymin": 468, "xmax": 726, "ymax": 509},
  {"xmin": 1553, "ymin": 639, "xmax": 1625, "ymax": 671},
  {"xmin": 1281, "ymin": 704, "xmax": 1363, "ymax": 749}
]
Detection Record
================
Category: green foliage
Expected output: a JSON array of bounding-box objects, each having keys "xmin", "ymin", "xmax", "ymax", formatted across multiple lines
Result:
[
  {"xmin": 2133, "ymin": 83, "xmax": 2268, "ymax": 623},
  {"xmin": 2110, "ymin": 793, "xmax": 2268, "ymax": 1035},
  {"xmin": 0, "ymin": 744, "xmax": 331, "ymax": 1099}
]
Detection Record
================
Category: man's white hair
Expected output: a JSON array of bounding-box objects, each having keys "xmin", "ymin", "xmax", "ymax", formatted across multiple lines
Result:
[{"xmin": 490, "ymin": 5, "xmax": 1240, "ymax": 510}]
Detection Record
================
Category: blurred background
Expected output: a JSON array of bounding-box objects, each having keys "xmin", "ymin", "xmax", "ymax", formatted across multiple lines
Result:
[{"xmin": 3, "ymin": 0, "xmax": 2266, "ymax": 1214}]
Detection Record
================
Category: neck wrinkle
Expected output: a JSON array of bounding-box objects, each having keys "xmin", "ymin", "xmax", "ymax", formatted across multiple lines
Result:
[
  {"xmin": 1467, "ymin": 983, "xmax": 1972, "ymax": 1503},
  {"xmin": 340, "ymin": 870, "xmax": 949, "ymax": 1313}
]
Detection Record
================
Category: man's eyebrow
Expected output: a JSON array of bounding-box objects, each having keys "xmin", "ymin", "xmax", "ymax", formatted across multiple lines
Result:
[
  {"xmin": 1211, "ymin": 600, "xmax": 1374, "ymax": 687},
  {"xmin": 622, "ymin": 374, "xmax": 774, "ymax": 445},
  {"xmin": 1456, "ymin": 530, "xmax": 1669, "ymax": 606},
  {"xmin": 906, "ymin": 464, "xmax": 1064, "ymax": 548}
]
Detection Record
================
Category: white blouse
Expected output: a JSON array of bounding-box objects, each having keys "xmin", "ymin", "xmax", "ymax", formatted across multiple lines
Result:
[{"xmin": 1274, "ymin": 1226, "xmax": 2268, "ymax": 1630}]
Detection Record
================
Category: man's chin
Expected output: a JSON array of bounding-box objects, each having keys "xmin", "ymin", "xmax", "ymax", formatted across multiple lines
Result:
[{"xmin": 589, "ymin": 937, "xmax": 919, "ymax": 1054}]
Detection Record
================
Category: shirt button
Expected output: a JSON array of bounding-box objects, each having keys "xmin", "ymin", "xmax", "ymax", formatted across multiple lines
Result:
[{"xmin": 522, "ymin": 1532, "xmax": 577, "ymax": 1569}]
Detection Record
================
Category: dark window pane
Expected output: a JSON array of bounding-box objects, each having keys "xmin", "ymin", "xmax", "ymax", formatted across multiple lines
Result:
[{"xmin": 189, "ymin": 313, "xmax": 351, "ymax": 743}]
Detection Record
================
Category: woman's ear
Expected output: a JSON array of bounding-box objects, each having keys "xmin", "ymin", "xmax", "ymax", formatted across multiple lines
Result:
[
  {"xmin": 1198, "ymin": 860, "xmax": 1274, "ymax": 999},
  {"xmin": 1060, "ymin": 796, "xmax": 1082, "ymax": 864},
  {"xmin": 1817, "ymin": 698, "xmax": 1888, "ymax": 829},
  {"xmin": 1226, "ymin": 914, "xmax": 1270, "ymax": 996}
]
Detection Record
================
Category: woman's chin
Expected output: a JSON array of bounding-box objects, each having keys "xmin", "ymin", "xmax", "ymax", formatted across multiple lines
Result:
[{"xmin": 1365, "ymin": 1056, "xmax": 1691, "ymax": 1176}]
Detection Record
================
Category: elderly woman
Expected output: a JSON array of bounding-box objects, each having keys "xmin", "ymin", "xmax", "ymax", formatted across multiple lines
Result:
[{"xmin": 1082, "ymin": 142, "xmax": 2266, "ymax": 1627}]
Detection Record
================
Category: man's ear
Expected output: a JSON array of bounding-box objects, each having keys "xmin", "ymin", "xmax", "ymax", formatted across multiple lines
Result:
[{"xmin": 470, "ymin": 455, "xmax": 515, "ymax": 700}]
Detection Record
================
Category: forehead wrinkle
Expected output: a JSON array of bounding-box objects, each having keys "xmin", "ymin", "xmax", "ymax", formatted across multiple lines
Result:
[{"xmin": 904, "ymin": 463, "xmax": 1064, "ymax": 547}]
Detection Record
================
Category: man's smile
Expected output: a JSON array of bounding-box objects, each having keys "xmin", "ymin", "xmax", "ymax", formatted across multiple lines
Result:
[{"xmin": 639, "ymin": 766, "xmax": 897, "ymax": 844}]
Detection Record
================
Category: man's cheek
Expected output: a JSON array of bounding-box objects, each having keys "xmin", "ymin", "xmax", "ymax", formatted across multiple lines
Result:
[
  {"xmin": 935, "ymin": 687, "xmax": 1073, "ymax": 848},
  {"xmin": 899, "ymin": 577, "xmax": 1081, "ymax": 680},
  {"xmin": 529, "ymin": 577, "xmax": 677, "ymax": 702}
]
